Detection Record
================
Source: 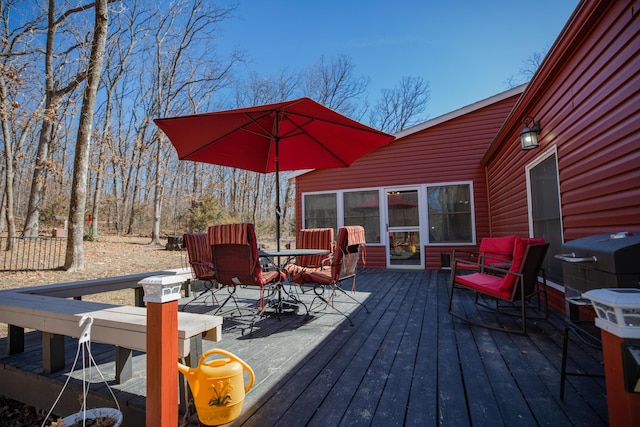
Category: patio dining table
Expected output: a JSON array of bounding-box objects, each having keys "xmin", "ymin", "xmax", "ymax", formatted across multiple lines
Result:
[
  {"xmin": 260, "ymin": 248, "xmax": 331, "ymax": 264},
  {"xmin": 259, "ymin": 248, "xmax": 330, "ymax": 314}
]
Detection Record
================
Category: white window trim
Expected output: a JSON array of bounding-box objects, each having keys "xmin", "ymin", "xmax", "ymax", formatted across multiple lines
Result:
[
  {"xmin": 525, "ymin": 144, "xmax": 565, "ymax": 292},
  {"xmin": 525, "ymin": 145, "xmax": 564, "ymax": 242},
  {"xmin": 424, "ymin": 180, "xmax": 476, "ymax": 246},
  {"xmin": 301, "ymin": 180, "xmax": 476, "ymax": 248}
]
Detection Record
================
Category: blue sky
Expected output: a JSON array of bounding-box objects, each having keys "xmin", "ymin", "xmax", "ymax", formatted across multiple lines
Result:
[{"xmin": 220, "ymin": 0, "xmax": 579, "ymax": 119}]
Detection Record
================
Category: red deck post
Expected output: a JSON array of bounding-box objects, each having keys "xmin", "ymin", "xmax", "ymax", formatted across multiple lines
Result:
[
  {"xmin": 600, "ymin": 331, "xmax": 640, "ymax": 427},
  {"xmin": 142, "ymin": 276, "xmax": 184, "ymax": 427}
]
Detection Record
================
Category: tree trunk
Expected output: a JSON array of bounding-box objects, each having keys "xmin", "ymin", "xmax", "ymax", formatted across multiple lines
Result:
[
  {"xmin": 0, "ymin": 74, "xmax": 16, "ymax": 247},
  {"xmin": 91, "ymin": 137, "xmax": 106, "ymax": 237},
  {"xmin": 23, "ymin": 0, "xmax": 89, "ymax": 237},
  {"xmin": 127, "ymin": 162, "xmax": 141, "ymax": 235},
  {"xmin": 64, "ymin": 0, "xmax": 109, "ymax": 271},
  {"xmin": 22, "ymin": 117, "xmax": 54, "ymax": 237},
  {"xmin": 150, "ymin": 136, "xmax": 163, "ymax": 245}
]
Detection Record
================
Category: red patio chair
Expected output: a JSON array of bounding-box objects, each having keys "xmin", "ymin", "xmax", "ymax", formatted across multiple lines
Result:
[
  {"xmin": 208, "ymin": 223, "xmax": 284, "ymax": 316},
  {"xmin": 451, "ymin": 235, "xmax": 517, "ymax": 271},
  {"xmin": 448, "ymin": 237, "xmax": 549, "ymax": 334},
  {"xmin": 182, "ymin": 232, "xmax": 218, "ymax": 310},
  {"xmin": 292, "ymin": 225, "xmax": 369, "ymax": 325},
  {"xmin": 284, "ymin": 227, "xmax": 335, "ymax": 284}
]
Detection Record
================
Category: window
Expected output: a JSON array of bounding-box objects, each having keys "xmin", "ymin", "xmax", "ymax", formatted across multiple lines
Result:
[
  {"xmin": 528, "ymin": 152, "xmax": 563, "ymax": 283},
  {"xmin": 303, "ymin": 193, "xmax": 337, "ymax": 230},
  {"xmin": 343, "ymin": 190, "xmax": 381, "ymax": 243},
  {"xmin": 427, "ymin": 184, "xmax": 473, "ymax": 243}
]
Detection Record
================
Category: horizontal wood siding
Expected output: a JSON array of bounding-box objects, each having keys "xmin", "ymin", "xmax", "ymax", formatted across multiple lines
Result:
[
  {"xmin": 296, "ymin": 95, "xmax": 520, "ymax": 268},
  {"xmin": 424, "ymin": 246, "xmax": 459, "ymax": 269},
  {"xmin": 547, "ymin": 285, "xmax": 566, "ymax": 316},
  {"xmin": 356, "ymin": 245, "xmax": 468, "ymax": 270},
  {"xmin": 364, "ymin": 246, "xmax": 386, "ymax": 269},
  {"xmin": 486, "ymin": 1, "xmax": 640, "ymax": 241}
]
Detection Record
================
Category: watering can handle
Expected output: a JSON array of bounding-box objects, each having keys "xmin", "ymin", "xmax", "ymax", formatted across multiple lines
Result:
[{"xmin": 200, "ymin": 348, "xmax": 255, "ymax": 393}]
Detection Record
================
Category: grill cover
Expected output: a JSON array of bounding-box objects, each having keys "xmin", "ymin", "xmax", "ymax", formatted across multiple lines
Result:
[{"xmin": 557, "ymin": 232, "xmax": 640, "ymax": 293}]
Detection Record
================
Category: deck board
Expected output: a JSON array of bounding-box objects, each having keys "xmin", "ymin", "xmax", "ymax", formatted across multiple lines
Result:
[
  {"xmin": 0, "ymin": 269, "xmax": 607, "ymax": 426},
  {"xmin": 405, "ymin": 270, "xmax": 439, "ymax": 426}
]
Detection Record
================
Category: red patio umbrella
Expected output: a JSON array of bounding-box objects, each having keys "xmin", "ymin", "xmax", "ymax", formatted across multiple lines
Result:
[{"xmin": 154, "ymin": 97, "xmax": 395, "ymax": 250}]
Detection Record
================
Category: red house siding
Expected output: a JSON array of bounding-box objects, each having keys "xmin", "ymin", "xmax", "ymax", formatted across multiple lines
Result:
[
  {"xmin": 484, "ymin": 0, "xmax": 640, "ymax": 240},
  {"xmin": 294, "ymin": 91, "xmax": 521, "ymax": 269},
  {"xmin": 482, "ymin": 0, "xmax": 639, "ymax": 314}
]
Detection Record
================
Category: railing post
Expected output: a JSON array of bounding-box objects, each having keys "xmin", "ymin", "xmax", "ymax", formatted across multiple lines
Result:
[{"xmin": 141, "ymin": 276, "xmax": 183, "ymax": 427}]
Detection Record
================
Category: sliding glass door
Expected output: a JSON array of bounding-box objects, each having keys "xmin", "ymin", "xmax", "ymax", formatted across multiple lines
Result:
[{"xmin": 386, "ymin": 189, "xmax": 422, "ymax": 268}]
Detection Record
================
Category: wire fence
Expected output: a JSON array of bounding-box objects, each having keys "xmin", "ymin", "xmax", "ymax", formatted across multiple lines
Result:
[{"xmin": 0, "ymin": 236, "xmax": 66, "ymax": 272}]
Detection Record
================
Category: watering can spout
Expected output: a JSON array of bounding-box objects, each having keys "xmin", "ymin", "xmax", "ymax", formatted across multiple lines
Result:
[
  {"xmin": 176, "ymin": 361, "xmax": 188, "ymax": 375},
  {"xmin": 177, "ymin": 349, "xmax": 254, "ymax": 426},
  {"xmin": 177, "ymin": 362, "xmax": 196, "ymax": 392}
]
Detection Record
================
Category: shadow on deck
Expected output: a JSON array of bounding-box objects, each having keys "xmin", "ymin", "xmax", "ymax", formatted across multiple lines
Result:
[{"xmin": 0, "ymin": 269, "xmax": 607, "ymax": 426}]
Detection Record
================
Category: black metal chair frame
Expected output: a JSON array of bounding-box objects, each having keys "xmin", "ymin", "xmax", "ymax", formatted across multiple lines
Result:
[{"xmin": 301, "ymin": 241, "xmax": 370, "ymax": 326}]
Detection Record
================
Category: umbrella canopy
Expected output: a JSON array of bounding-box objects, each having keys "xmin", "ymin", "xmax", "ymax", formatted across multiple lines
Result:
[{"xmin": 154, "ymin": 97, "xmax": 395, "ymax": 249}]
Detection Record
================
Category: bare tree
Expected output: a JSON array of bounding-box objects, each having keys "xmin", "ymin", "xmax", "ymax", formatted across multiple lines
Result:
[
  {"xmin": 369, "ymin": 76, "xmax": 430, "ymax": 133},
  {"xmin": 90, "ymin": 0, "xmax": 146, "ymax": 238},
  {"xmin": 64, "ymin": 0, "xmax": 109, "ymax": 271},
  {"xmin": 0, "ymin": 1, "xmax": 46, "ymax": 246},
  {"xmin": 504, "ymin": 48, "xmax": 548, "ymax": 88},
  {"xmin": 22, "ymin": 0, "xmax": 98, "ymax": 237},
  {"xmin": 303, "ymin": 54, "xmax": 369, "ymax": 119},
  {"xmin": 236, "ymin": 70, "xmax": 299, "ymax": 106},
  {"xmin": 1, "ymin": 5, "xmax": 442, "ymax": 248},
  {"xmin": 146, "ymin": 0, "xmax": 241, "ymax": 245}
]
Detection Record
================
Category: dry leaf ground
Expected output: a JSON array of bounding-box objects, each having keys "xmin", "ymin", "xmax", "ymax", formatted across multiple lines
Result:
[{"xmin": 1, "ymin": 235, "xmax": 188, "ymax": 338}]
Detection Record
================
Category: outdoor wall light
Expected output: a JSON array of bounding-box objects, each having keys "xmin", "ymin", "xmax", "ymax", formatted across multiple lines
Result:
[{"xmin": 520, "ymin": 116, "xmax": 541, "ymax": 150}]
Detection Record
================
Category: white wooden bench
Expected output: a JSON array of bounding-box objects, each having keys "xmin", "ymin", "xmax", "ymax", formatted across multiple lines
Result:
[{"xmin": 0, "ymin": 271, "xmax": 223, "ymax": 413}]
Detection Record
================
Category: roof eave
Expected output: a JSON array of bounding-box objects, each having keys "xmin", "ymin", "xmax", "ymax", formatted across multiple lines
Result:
[
  {"xmin": 292, "ymin": 85, "xmax": 527, "ymax": 180},
  {"xmin": 481, "ymin": 0, "xmax": 609, "ymax": 165}
]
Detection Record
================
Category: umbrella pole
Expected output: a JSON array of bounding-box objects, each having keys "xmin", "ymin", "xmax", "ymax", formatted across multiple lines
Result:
[{"xmin": 274, "ymin": 131, "xmax": 281, "ymax": 252}]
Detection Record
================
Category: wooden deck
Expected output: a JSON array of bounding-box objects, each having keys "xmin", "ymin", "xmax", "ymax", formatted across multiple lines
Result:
[{"xmin": 0, "ymin": 269, "xmax": 607, "ymax": 426}]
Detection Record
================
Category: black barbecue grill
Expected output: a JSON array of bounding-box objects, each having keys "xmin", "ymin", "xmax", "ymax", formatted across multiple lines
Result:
[
  {"xmin": 555, "ymin": 231, "xmax": 640, "ymax": 320},
  {"xmin": 555, "ymin": 232, "xmax": 640, "ymax": 398}
]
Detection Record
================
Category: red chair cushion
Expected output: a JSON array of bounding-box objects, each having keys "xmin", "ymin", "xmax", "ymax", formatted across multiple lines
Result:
[
  {"xmin": 500, "ymin": 237, "xmax": 546, "ymax": 292},
  {"xmin": 454, "ymin": 236, "xmax": 546, "ymax": 299},
  {"xmin": 207, "ymin": 223, "xmax": 251, "ymax": 245},
  {"xmin": 455, "ymin": 272, "xmax": 513, "ymax": 300},
  {"xmin": 183, "ymin": 233, "xmax": 215, "ymax": 279},
  {"xmin": 295, "ymin": 228, "xmax": 334, "ymax": 268},
  {"xmin": 480, "ymin": 235, "xmax": 516, "ymax": 266},
  {"xmin": 305, "ymin": 268, "xmax": 332, "ymax": 285},
  {"xmin": 288, "ymin": 226, "xmax": 365, "ymax": 286},
  {"xmin": 208, "ymin": 223, "xmax": 280, "ymax": 285},
  {"xmin": 344, "ymin": 225, "xmax": 366, "ymax": 246},
  {"xmin": 284, "ymin": 263, "xmax": 312, "ymax": 284}
]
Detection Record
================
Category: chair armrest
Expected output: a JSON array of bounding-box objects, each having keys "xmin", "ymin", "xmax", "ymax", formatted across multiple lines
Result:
[
  {"xmin": 481, "ymin": 251, "xmax": 512, "ymax": 261},
  {"xmin": 320, "ymin": 255, "xmax": 333, "ymax": 267},
  {"xmin": 479, "ymin": 252, "xmax": 512, "ymax": 269},
  {"xmin": 451, "ymin": 249, "xmax": 479, "ymax": 263},
  {"xmin": 452, "ymin": 249, "xmax": 511, "ymax": 270}
]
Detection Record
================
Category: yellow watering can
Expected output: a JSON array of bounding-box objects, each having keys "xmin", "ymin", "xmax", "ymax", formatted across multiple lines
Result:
[{"xmin": 177, "ymin": 348, "xmax": 255, "ymax": 426}]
